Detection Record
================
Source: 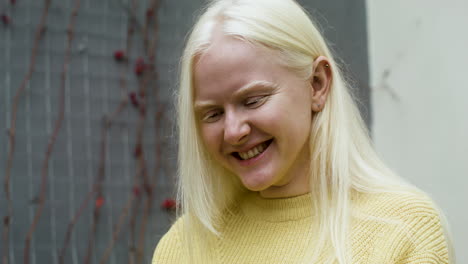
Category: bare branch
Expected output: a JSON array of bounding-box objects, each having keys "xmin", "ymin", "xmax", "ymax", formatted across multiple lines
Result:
[
  {"xmin": 23, "ymin": 0, "xmax": 82, "ymax": 263},
  {"xmin": 2, "ymin": 2, "xmax": 52, "ymax": 264}
]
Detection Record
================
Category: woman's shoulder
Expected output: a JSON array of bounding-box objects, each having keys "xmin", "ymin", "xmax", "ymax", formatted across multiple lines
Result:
[
  {"xmin": 353, "ymin": 189, "xmax": 444, "ymax": 220},
  {"xmin": 152, "ymin": 215, "xmax": 186, "ymax": 264},
  {"xmin": 351, "ymin": 189, "xmax": 451, "ymax": 263}
]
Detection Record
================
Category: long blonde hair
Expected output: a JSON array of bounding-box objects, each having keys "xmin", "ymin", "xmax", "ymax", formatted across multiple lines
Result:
[{"xmin": 175, "ymin": 0, "xmax": 454, "ymax": 263}]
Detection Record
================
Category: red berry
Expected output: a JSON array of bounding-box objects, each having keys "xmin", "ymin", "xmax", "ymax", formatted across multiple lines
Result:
[
  {"xmin": 134, "ymin": 144, "xmax": 142, "ymax": 158},
  {"xmin": 95, "ymin": 197, "xmax": 105, "ymax": 208},
  {"xmin": 132, "ymin": 186, "xmax": 141, "ymax": 197},
  {"xmin": 10, "ymin": 0, "xmax": 16, "ymax": 5},
  {"xmin": 134, "ymin": 58, "xmax": 146, "ymax": 76},
  {"xmin": 135, "ymin": 64, "xmax": 145, "ymax": 76},
  {"xmin": 161, "ymin": 199, "xmax": 176, "ymax": 210},
  {"xmin": 113, "ymin": 50, "xmax": 125, "ymax": 61},
  {"xmin": 1, "ymin": 14, "xmax": 10, "ymax": 25},
  {"xmin": 129, "ymin": 92, "xmax": 139, "ymax": 107},
  {"xmin": 146, "ymin": 8, "xmax": 154, "ymax": 18}
]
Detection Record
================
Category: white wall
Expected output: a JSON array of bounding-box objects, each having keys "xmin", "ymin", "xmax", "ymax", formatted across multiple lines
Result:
[{"xmin": 366, "ymin": 0, "xmax": 468, "ymax": 262}]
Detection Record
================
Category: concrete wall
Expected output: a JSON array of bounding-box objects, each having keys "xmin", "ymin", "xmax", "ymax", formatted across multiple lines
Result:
[{"xmin": 367, "ymin": 0, "xmax": 468, "ymax": 262}]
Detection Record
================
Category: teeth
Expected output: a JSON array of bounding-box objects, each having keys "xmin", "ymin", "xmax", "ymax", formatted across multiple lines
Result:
[
  {"xmin": 238, "ymin": 142, "xmax": 268, "ymax": 160},
  {"xmin": 253, "ymin": 148, "xmax": 259, "ymax": 156}
]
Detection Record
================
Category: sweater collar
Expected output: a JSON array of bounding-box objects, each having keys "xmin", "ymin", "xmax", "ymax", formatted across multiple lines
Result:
[{"xmin": 238, "ymin": 191, "xmax": 315, "ymax": 222}]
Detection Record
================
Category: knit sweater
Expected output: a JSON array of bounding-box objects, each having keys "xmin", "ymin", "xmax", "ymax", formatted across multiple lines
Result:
[{"xmin": 152, "ymin": 191, "xmax": 449, "ymax": 263}]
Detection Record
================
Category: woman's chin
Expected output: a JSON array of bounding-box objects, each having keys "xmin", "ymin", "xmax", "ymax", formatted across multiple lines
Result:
[{"xmin": 239, "ymin": 174, "xmax": 273, "ymax": 192}]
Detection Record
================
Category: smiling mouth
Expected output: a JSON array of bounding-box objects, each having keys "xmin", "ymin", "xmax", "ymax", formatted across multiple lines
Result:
[{"xmin": 232, "ymin": 139, "xmax": 273, "ymax": 160}]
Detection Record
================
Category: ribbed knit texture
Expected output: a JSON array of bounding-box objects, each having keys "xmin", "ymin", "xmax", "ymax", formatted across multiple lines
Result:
[{"xmin": 152, "ymin": 191, "xmax": 449, "ymax": 263}]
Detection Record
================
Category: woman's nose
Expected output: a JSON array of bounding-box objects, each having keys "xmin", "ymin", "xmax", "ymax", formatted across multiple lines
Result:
[{"xmin": 223, "ymin": 111, "xmax": 250, "ymax": 146}]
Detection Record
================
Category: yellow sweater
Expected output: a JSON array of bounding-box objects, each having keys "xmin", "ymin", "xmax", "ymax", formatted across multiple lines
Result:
[{"xmin": 152, "ymin": 191, "xmax": 449, "ymax": 263}]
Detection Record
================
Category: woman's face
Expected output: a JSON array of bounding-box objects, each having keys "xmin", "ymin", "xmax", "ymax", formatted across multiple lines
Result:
[{"xmin": 193, "ymin": 34, "xmax": 315, "ymax": 198}]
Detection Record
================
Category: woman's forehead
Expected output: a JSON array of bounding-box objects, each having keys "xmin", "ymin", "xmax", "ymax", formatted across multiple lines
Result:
[
  {"xmin": 197, "ymin": 35, "xmax": 259, "ymax": 67},
  {"xmin": 193, "ymin": 37, "xmax": 283, "ymax": 97}
]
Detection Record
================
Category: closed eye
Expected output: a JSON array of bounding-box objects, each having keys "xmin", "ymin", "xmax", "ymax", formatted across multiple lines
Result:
[
  {"xmin": 244, "ymin": 95, "xmax": 269, "ymax": 108},
  {"xmin": 202, "ymin": 109, "xmax": 223, "ymax": 123}
]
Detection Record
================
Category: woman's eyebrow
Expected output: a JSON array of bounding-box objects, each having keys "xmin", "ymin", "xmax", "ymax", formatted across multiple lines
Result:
[
  {"xmin": 193, "ymin": 80, "xmax": 279, "ymax": 112},
  {"xmin": 233, "ymin": 80, "xmax": 280, "ymax": 97},
  {"xmin": 194, "ymin": 100, "xmax": 217, "ymax": 112}
]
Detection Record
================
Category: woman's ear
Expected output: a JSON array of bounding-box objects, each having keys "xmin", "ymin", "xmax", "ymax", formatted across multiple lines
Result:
[{"xmin": 310, "ymin": 56, "xmax": 332, "ymax": 112}]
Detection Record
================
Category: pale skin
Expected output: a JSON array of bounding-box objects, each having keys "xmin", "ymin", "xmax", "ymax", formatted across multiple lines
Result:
[{"xmin": 194, "ymin": 31, "xmax": 332, "ymax": 198}]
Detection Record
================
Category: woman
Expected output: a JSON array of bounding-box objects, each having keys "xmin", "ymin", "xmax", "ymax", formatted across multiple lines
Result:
[{"xmin": 153, "ymin": 0, "xmax": 454, "ymax": 263}]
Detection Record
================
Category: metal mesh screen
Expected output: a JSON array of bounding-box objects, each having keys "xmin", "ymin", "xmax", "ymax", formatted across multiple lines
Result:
[{"xmin": 0, "ymin": 0, "xmax": 206, "ymax": 263}]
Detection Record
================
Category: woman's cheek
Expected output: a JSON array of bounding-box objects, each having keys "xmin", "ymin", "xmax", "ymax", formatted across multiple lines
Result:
[{"xmin": 201, "ymin": 124, "xmax": 222, "ymax": 152}]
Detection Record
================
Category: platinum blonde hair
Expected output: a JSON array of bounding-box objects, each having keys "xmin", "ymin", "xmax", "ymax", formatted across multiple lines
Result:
[{"xmin": 175, "ymin": 0, "xmax": 455, "ymax": 263}]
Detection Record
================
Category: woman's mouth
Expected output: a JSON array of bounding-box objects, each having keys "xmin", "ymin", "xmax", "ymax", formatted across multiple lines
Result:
[{"xmin": 232, "ymin": 139, "xmax": 273, "ymax": 160}]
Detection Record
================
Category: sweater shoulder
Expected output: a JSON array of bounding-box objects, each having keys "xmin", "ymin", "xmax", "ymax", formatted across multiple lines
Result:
[
  {"xmin": 352, "ymin": 190, "xmax": 451, "ymax": 263},
  {"xmin": 353, "ymin": 190, "xmax": 443, "ymax": 220},
  {"xmin": 152, "ymin": 215, "xmax": 186, "ymax": 264}
]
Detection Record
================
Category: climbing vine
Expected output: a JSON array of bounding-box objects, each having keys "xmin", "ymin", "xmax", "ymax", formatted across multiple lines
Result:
[{"xmin": 1, "ymin": 0, "xmax": 175, "ymax": 263}]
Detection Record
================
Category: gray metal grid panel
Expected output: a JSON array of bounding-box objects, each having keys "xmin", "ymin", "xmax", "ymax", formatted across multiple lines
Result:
[{"xmin": 0, "ymin": 0, "xmax": 197, "ymax": 262}]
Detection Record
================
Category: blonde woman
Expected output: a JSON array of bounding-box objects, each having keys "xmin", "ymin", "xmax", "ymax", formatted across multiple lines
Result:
[{"xmin": 152, "ymin": 0, "xmax": 454, "ymax": 263}]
